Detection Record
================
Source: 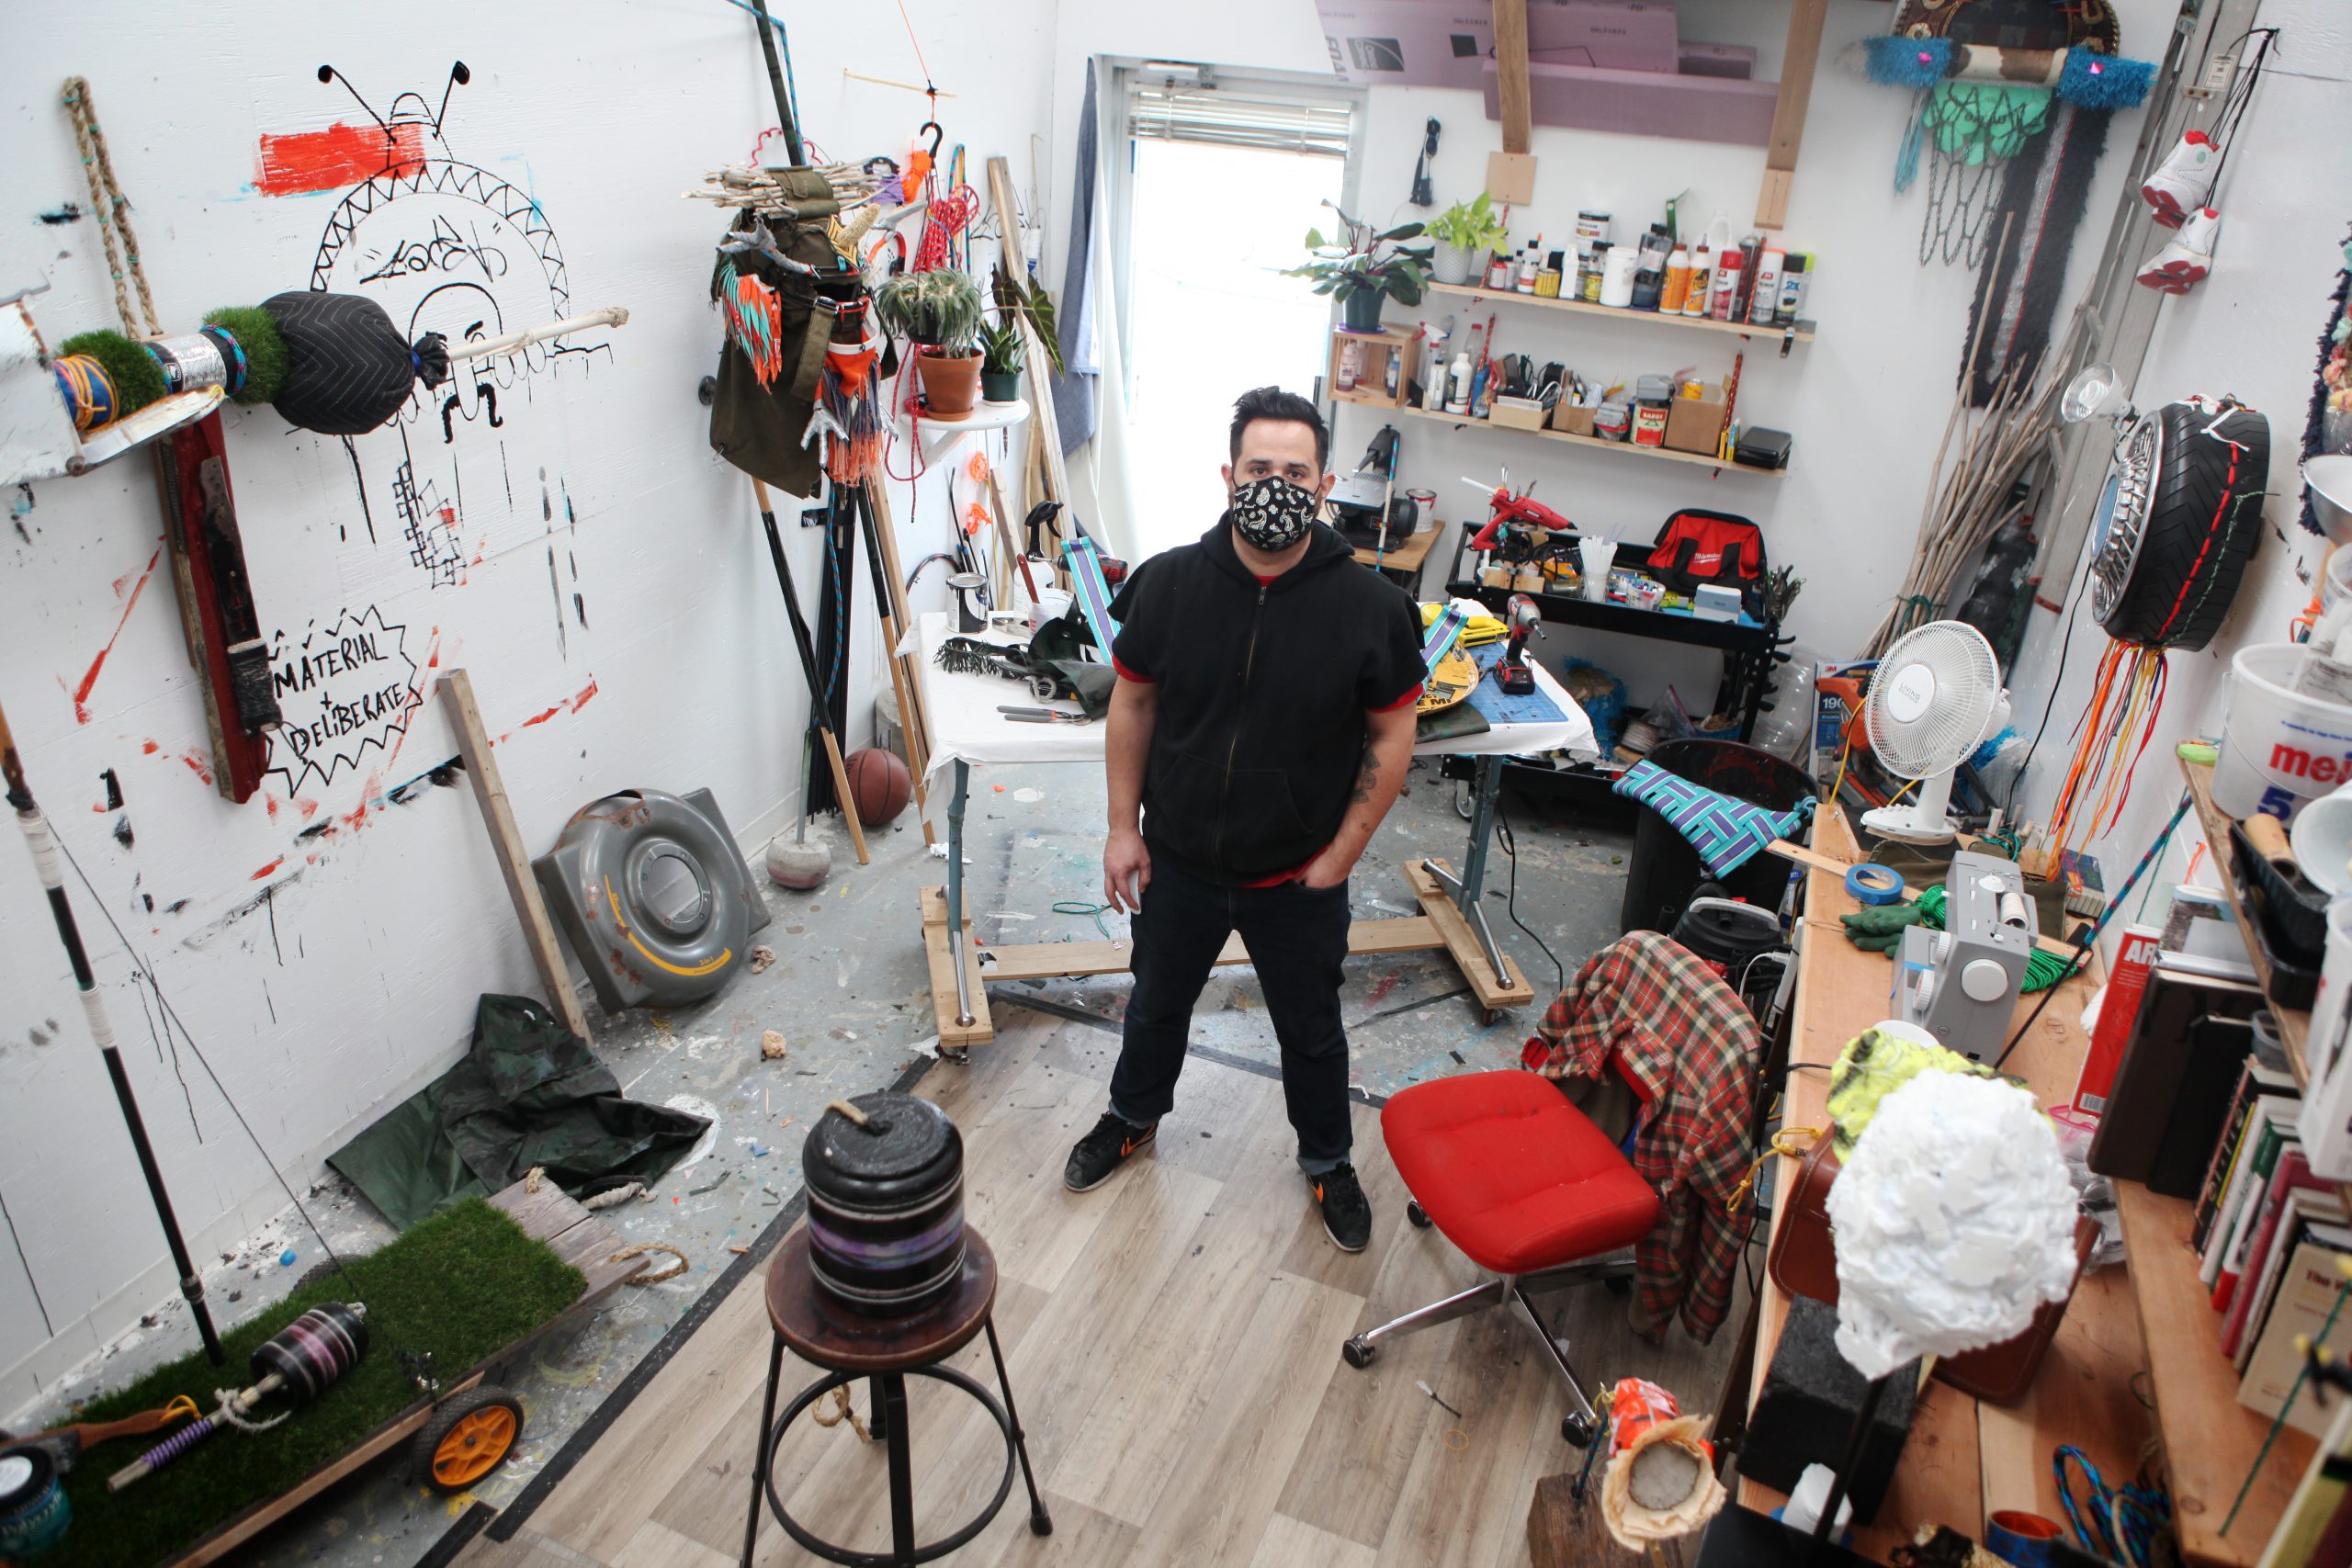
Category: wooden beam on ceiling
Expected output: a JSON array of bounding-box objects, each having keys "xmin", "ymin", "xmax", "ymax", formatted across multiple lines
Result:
[
  {"xmin": 1492, "ymin": 0, "xmax": 1532, "ymax": 155},
  {"xmin": 1756, "ymin": 0, "xmax": 1830, "ymax": 229}
]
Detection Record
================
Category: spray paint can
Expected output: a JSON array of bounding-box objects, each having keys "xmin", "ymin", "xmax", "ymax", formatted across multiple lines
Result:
[
  {"xmin": 1747, "ymin": 249, "xmax": 1784, "ymax": 326},
  {"xmin": 1709, "ymin": 244, "xmax": 1744, "ymax": 321},
  {"xmin": 1776, "ymin": 253, "xmax": 1812, "ymax": 327}
]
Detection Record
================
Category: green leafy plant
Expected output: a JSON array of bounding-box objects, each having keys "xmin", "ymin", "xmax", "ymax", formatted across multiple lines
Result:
[
  {"xmin": 875, "ymin": 268, "xmax": 984, "ymax": 356},
  {"xmin": 976, "ymin": 314, "xmax": 1026, "ymax": 377},
  {"xmin": 989, "ymin": 264, "xmax": 1065, "ymax": 378},
  {"xmin": 1425, "ymin": 192, "xmax": 1508, "ymax": 253},
  {"xmin": 1281, "ymin": 201, "xmax": 1433, "ymax": 308}
]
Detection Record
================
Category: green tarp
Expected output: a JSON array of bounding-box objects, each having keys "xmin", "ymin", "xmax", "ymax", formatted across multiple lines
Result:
[{"xmin": 330, "ymin": 994, "xmax": 710, "ymax": 1229}]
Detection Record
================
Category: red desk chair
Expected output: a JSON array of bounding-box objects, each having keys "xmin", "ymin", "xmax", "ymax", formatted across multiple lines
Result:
[{"xmin": 1340, "ymin": 1070, "xmax": 1658, "ymax": 1447}]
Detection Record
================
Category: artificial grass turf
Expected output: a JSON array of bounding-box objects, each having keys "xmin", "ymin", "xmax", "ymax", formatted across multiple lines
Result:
[{"xmin": 52, "ymin": 1198, "xmax": 584, "ymax": 1568}]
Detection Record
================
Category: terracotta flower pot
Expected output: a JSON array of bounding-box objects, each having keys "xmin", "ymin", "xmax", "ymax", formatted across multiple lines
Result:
[{"xmin": 915, "ymin": 348, "xmax": 983, "ymax": 421}]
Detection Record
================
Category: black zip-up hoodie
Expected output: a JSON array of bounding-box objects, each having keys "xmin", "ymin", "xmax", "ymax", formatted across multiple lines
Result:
[{"xmin": 1109, "ymin": 517, "xmax": 1426, "ymax": 886}]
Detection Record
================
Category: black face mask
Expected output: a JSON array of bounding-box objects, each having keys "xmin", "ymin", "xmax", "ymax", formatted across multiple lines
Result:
[{"xmin": 1227, "ymin": 475, "xmax": 1318, "ymax": 552}]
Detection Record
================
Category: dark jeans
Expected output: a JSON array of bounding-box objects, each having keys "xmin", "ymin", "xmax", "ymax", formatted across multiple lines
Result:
[{"xmin": 1107, "ymin": 857, "xmax": 1354, "ymax": 1173}]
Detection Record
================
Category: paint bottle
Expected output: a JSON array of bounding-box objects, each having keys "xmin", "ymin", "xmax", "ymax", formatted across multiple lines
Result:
[
  {"xmin": 1709, "ymin": 243, "xmax": 1744, "ymax": 321},
  {"xmin": 1583, "ymin": 243, "xmax": 1610, "ymax": 303},
  {"xmin": 1682, "ymin": 243, "xmax": 1713, "ymax": 318},
  {"xmin": 1748, "ymin": 249, "xmax": 1784, "ymax": 326},
  {"xmin": 1447, "ymin": 350, "xmax": 1474, "ymax": 414},
  {"xmin": 1776, "ymin": 253, "xmax": 1811, "ymax": 327},
  {"xmin": 1661, "ymin": 247, "xmax": 1692, "ymax": 314},
  {"xmin": 1486, "ymin": 250, "xmax": 1516, "ymax": 290}
]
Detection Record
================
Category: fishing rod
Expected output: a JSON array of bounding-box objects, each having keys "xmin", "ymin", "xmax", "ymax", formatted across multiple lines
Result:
[{"xmin": 0, "ymin": 693, "xmax": 225, "ymax": 1364}]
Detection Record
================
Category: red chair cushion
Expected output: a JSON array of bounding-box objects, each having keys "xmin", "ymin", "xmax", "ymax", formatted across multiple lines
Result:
[{"xmin": 1382, "ymin": 1072, "xmax": 1660, "ymax": 1277}]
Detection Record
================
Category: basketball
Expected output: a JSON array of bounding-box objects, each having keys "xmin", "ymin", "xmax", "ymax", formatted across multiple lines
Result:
[{"xmin": 845, "ymin": 747, "xmax": 912, "ymax": 828}]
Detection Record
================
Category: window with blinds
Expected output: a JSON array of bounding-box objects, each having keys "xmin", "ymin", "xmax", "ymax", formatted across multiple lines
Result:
[{"xmin": 1126, "ymin": 83, "xmax": 1352, "ymax": 160}]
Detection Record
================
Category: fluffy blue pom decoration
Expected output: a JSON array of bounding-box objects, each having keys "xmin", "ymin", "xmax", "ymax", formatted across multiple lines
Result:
[
  {"xmin": 2058, "ymin": 48, "xmax": 2154, "ymax": 109},
  {"xmin": 1864, "ymin": 36, "xmax": 1952, "ymax": 89}
]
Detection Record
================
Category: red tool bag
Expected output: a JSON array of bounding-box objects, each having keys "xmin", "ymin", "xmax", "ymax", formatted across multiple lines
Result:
[{"xmin": 1644, "ymin": 509, "xmax": 1767, "ymax": 609}]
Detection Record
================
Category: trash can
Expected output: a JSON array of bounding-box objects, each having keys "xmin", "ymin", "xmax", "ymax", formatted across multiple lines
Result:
[{"xmin": 1620, "ymin": 739, "xmax": 1814, "ymax": 937}]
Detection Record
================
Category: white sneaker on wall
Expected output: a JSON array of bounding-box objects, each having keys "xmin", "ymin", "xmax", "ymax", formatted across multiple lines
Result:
[
  {"xmin": 2137, "ymin": 207, "xmax": 2221, "ymax": 294},
  {"xmin": 2141, "ymin": 130, "xmax": 2217, "ymax": 228}
]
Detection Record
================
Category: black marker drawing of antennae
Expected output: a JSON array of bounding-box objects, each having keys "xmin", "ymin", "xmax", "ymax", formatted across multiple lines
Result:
[{"xmin": 316, "ymin": 61, "xmax": 470, "ymax": 140}]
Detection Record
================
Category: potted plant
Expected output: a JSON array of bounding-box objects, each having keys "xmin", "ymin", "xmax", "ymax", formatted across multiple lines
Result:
[
  {"xmin": 977, "ymin": 315, "xmax": 1025, "ymax": 403},
  {"xmin": 1425, "ymin": 193, "xmax": 1508, "ymax": 288},
  {"xmin": 1283, "ymin": 203, "xmax": 1432, "ymax": 333},
  {"xmin": 875, "ymin": 268, "xmax": 985, "ymax": 420}
]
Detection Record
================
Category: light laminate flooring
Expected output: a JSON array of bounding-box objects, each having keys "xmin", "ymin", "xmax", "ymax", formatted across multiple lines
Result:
[{"xmin": 454, "ymin": 1011, "xmax": 1732, "ymax": 1568}]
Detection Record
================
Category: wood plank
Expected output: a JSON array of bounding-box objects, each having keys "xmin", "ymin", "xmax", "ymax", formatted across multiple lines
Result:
[
  {"xmin": 450, "ymin": 1524, "xmax": 607, "ymax": 1568},
  {"xmin": 1424, "ymin": 283, "xmax": 1815, "ymax": 345},
  {"xmin": 1974, "ymin": 1265, "xmax": 2149, "ymax": 1532},
  {"xmin": 1406, "ymin": 859, "xmax": 1535, "ymax": 1010},
  {"xmin": 988, "ymin": 157, "xmax": 1071, "ymax": 514},
  {"xmin": 980, "ymin": 918, "xmax": 1443, "ymax": 984},
  {"xmin": 1757, "ymin": 0, "xmax": 1831, "ymax": 229},
  {"xmin": 1525, "ymin": 1471, "xmax": 1661, "ymax": 1568},
  {"xmin": 1353, "ymin": 526, "xmax": 1442, "ymax": 575},
  {"xmin": 1491, "ymin": 0, "xmax": 1532, "ymax": 154},
  {"xmin": 1253, "ymin": 1512, "xmax": 1381, "ymax": 1568},
  {"xmin": 169, "ymin": 1371, "xmax": 485, "ymax": 1566},
  {"xmin": 922, "ymin": 884, "xmax": 996, "ymax": 1047},
  {"xmin": 2116, "ymin": 1178, "xmax": 2311, "ymax": 1567},
  {"xmin": 440, "ymin": 668, "xmax": 594, "ymax": 1044}
]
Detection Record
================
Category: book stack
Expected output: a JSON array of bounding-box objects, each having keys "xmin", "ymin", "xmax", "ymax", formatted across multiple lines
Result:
[{"xmin": 2196, "ymin": 1032, "xmax": 2352, "ymax": 1438}]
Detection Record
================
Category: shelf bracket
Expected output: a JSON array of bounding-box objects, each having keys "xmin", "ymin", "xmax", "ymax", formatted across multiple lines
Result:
[{"xmin": 1780, "ymin": 325, "xmax": 1796, "ymax": 360}]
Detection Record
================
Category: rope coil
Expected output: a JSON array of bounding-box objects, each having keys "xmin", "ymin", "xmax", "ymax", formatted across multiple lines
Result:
[{"xmin": 61, "ymin": 76, "xmax": 160, "ymax": 338}]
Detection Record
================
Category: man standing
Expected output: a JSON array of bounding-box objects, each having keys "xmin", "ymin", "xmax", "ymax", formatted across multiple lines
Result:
[{"xmin": 1062, "ymin": 387, "xmax": 1426, "ymax": 1252}]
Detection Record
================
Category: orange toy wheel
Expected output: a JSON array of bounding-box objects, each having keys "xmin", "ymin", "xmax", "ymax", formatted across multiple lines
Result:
[{"xmin": 412, "ymin": 1386, "xmax": 525, "ymax": 1492}]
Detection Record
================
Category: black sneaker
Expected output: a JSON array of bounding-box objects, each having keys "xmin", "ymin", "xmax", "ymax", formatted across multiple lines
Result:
[
  {"xmin": 1311, "ymin": 1162, "xmax": 1372, "ymax": 1252},
  {"xmin": 1064, "ymin": 1112, "xmax": 1156, "ymax": 1192}
]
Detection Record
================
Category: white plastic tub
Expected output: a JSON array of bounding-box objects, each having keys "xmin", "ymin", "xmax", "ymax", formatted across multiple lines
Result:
[{"xmin": 2214, "ymin": 643, "xmax": 2352, "ymax": 820}]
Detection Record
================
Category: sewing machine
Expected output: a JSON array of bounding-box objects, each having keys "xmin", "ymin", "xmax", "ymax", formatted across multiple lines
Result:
[{"xmin": 1892, "ymin": 851, "xmax": 2038, "ymax": 1060}]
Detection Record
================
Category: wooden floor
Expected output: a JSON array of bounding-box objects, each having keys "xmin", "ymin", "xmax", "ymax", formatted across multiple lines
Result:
[{"xmin": 456, "ymin": 1014, "xmax": 1735, "ymax": 1568}]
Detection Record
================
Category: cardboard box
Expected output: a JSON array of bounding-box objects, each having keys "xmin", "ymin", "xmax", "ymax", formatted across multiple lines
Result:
[
  {"xmin": 1489, "ymin": 396, "xmax": 1547, "ymax": 431},
  {"xmin": 1551, "ymin": 402, "xmax": 1597, "ymax": 437},
  {"xmin": 1482, "ymin": 57, "xmax": 1779, "ymax": 146},
  {"xmin": 1678, "ymin": 40, "xmax": 1756, "ymax": 78},
  {"xmin": 1662, "ymin": 397, "xmax": 1726, "ymax": 455}
]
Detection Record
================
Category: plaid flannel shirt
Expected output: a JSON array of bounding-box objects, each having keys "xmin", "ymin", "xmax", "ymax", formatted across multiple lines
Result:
[{"xmin": 1529, "ymin": 932, "xmax": 1759, "ymax": 1343}]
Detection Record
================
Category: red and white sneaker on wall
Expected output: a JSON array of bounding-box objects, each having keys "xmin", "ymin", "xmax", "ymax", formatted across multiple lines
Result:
[
  {"xmin": 2137, "ymin": 208, "xmax": 2220, "ymax": 294},
  {"xmin": 2141, "ymin": 131, "xmax": 2216, "ymax": 228}
]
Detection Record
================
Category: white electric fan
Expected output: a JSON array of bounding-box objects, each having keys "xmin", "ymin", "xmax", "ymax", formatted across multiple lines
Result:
[{"xmin": 1861, "ymin": 620, "xmax": 2007, "ymax": 844}]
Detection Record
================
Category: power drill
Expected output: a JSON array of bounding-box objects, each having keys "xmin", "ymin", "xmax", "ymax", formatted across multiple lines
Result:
[{"xmin": 1495, "ymin": 593, "xmax": 1544, "ymax": 695}]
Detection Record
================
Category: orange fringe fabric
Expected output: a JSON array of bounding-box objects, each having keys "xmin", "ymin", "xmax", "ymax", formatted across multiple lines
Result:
[
  {"xmin": 2046, "ymin": 640, "xmax": 2169, "ymax": 859},
  {"xmin": 719, "ymin": 264, "xmax": 784, "ymax": 386}
]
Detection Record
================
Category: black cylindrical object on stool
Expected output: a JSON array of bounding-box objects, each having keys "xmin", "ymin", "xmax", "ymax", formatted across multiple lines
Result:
[
  {"xmin": 1620, "ymin": 738, "xmax": 1812, "ymax": 938},
  {"xmin": 803, "ymin": 1093, "xmax": 966, "ymax": 1316}
]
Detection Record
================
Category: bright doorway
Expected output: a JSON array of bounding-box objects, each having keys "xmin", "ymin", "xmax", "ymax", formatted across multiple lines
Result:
[{"xmin": 1115, "ymin": 75, "xmax": 1358, "ymax": 559}]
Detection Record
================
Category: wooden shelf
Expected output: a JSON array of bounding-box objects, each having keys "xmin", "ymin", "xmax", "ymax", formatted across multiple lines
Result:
[
  {"xmin": 2182, "ymin": 755, "xmax": 2312, "ymax": 1086},
  {"xmin": 2115, "ymin": 1179, "xmax": 2313, "ymax": 1566},
  {"xmin": 1426, "ymin": 281, "xmax": 1815, "ymax": 345},
  {"xmin": 1393, "ymin": 400, "xmax": 1783, "ymax": 478}
]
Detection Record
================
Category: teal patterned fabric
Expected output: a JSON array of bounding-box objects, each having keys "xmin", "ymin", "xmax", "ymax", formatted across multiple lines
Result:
[{"xmin": 1612, "ymin": 758, "xmax": 1815, "ymax": 879}]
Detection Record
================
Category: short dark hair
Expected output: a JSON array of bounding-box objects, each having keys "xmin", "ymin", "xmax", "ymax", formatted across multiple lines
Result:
[{"xmin": 1228, "ymin": 386, "xmax": 1329, "ymax": 473}]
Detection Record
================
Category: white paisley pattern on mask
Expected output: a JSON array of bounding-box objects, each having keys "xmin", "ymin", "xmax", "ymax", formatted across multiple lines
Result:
[{"xmin": 1229, "ymin": 475, "xmax": 1317, "ymax": 552}]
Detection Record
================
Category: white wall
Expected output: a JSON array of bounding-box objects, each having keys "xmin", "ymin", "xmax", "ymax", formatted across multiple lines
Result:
[
  {"xmin": 2004, "ymin": 0, "xmax": 2352, "ymax": 943},
  {"xmin": 0, "ymin": 0, "xmax": 1053, "ymax": 1404}
]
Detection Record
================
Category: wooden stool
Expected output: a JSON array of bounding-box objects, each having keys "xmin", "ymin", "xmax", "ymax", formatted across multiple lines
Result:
[{"xmin": 741, "ymin": 1227, "xmax": 1049, "ymax": 1566}]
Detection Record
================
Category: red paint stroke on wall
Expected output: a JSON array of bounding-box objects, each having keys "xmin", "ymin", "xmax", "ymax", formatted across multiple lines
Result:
[
  {"xmin": 251, "ymin": 856, "xmax": 285, "ymax": 881},
  {"xmin": 265, "ymin": 795, "xmax": 279, "ymax": 820},
  {"xmin": 64, "ymin": 546, "xmax": 163, "ymax": 723},
  {"xmin": 254, "ymin": 121, "xmax": 424, "ymax": 197},
  {"xmin": 181, "ymin": 752, "xmax": 214, "ymax": 786},
  {"xmin": 299, "ymin": 797, "xmax": 322, "ymax": 820},
  {"xmin": 141, "ymin": 739, "xmax": 159, "ymax": 754},
  {"xmin": 571, "ymin": 678, "xmax": 599, "ymax": 712}
]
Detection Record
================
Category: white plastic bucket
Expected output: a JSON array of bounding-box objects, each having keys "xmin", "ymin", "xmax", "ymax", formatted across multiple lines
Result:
[
  {"xmin": 2325, "ymin": 546, "xmax": 2352, "ymax": 614},
  {"xmin": 2214, "ymin": 643, "xmax": 2352, "ymax": 821}
]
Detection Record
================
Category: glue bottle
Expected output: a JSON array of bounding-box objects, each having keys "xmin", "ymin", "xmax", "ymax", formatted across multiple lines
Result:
[
  {"xmin": 1661, "ymin": 245, "xmax": 1692, "ymax": 313},
  {"xmin": 1682, "ymin": 243, "xmax": 1713, "ymax": 318},
  {"xmin": 1447, "ymin": 350, "xmax": 1474, "ymax": 414}
]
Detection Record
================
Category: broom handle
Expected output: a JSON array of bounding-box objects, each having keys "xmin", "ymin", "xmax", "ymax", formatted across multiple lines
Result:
[{"xmin": 752, "ymin": 481, "xmax": 869, "ymax": 865}]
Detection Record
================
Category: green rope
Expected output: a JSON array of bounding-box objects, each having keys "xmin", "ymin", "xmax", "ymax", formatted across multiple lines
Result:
[{"xmin": 1052, "ymin": 900, "xmax": 1117, "ymax": 942}]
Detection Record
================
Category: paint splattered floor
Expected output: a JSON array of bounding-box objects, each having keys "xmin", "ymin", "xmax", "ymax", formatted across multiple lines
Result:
[{"xmin": 18, "ymin": 757, "xmax": 1634, "ymax": 1567}]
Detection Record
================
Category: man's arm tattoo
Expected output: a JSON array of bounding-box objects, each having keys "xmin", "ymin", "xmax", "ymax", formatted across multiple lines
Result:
[{"xmin": 1350, "ymin": 742, "xmax": 1379, "ymax": 806}]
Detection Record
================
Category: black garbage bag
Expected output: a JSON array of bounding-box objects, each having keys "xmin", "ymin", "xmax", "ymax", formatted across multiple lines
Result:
[{"xmin": 329, "ymin": 994, "xmax": 711, "ymax": 1230}]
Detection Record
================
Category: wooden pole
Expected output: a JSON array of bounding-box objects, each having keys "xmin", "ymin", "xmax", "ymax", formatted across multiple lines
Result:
[
  {"xmin": 1492, "ymin": 0, "xmax": 1532, "ymax": 155},
  {"xmin": 986, "ymin": 156, "xmax": 1073, "ymax": 513},
  {"xmin": 438, "ymin": 669, "xmax": 596, "ymax": 1043},
  {"xmin": 859, "ymin": 478, "xmax": 933, "ymax": 778}
]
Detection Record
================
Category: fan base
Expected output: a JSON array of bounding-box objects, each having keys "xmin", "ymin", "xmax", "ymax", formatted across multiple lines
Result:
[{"xmin": 1860, "ymin": 803, "xmax": 1957, "ymax": 845}]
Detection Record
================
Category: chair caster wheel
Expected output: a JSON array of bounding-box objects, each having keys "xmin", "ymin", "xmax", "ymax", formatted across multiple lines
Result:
[
  {"xmin": 1562, "ymin": 1414, "xmax": 1598, "ymax": 1448},
  {"xmin": 1407, "ymin": 1200, "xmax": 1432, "ymax": 1229},
  {"xmin": 1604, "ymin": 1275, "xmax": 1631, "ymax": 1297},
  {"xmin": 1342, "ymin": 1336, "xmax": 1377, "ymax": 1370}
]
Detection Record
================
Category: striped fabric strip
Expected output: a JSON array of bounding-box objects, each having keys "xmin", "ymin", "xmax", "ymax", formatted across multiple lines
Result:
[
  {"xmin": 1419, "ymin": 603, "xmax": 1471, "ymax": 673},
  {"xmin": 1065, "ymin": 534, "xmax": 1122, "ymax": 658},
  {"xmin": 1611, "ymin": 758, "xmax": 1815, "ymax": 881}
]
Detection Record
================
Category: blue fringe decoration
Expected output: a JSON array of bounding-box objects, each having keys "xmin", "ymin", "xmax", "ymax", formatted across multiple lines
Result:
[
  {"xmin": 1865, "ymin": 36, "xmax": 1952, "ymax": 89},
  {"xmin": 2057, "ymin": 49, "xmax": 2154, "ymax": 109}
]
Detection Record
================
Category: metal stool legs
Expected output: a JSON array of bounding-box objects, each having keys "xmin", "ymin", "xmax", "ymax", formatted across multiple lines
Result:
[
  {"xmin": 984, "ymin": 1317, "xmax": 1052, "ymax": 1537},
  {"xmin": 742, "ymin": 1333, "xmax": 786, "ymax": 1568}
]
